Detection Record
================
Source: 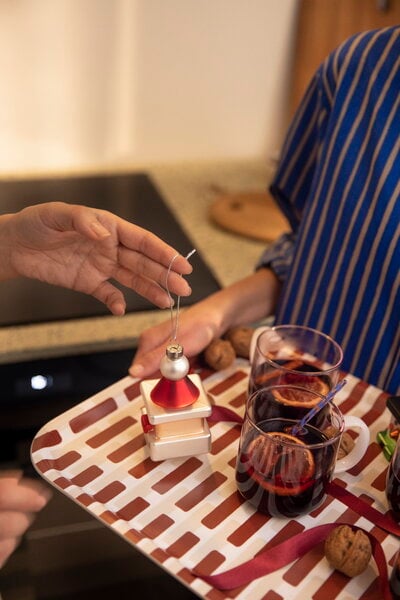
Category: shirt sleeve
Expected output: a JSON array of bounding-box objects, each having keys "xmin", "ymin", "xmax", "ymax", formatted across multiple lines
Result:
[{"xmin": 256, "ymin": 232, "xmax": 296, "ymax": 282}]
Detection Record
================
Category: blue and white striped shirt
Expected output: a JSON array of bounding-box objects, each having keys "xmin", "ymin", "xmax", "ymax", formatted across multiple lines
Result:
[{"xmin": 258, "ymin": 27, "xmax": 400, "ymax": 394}]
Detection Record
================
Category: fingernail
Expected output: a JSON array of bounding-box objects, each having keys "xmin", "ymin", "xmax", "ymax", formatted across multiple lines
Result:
[
  {"xmin": 91, "ymin": 221, "xmax": 110, "ymax": 238},
  {"xmin": 42, "ymin": 487, "xmax": 53, "ymax": 502},
  {"xmin": 130, "ymin": 364, "xmax": 144, "ymax": 378},
  {"xmin": 36, "ymin": 487, "xmax": 53, "ymax": 509},
  {"xmin": 111, "ymin": 302, "xmax": 125, "ymax": 316}
]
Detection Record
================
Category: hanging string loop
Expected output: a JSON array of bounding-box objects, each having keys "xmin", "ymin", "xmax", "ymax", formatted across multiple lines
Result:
[{"xmin": 165, "ymin": 249, "xmax": 196, "ymax": 343}]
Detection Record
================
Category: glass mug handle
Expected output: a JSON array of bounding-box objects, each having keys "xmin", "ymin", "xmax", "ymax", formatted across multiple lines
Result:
[{"xmin": 334, "ymin": 416, "xmax": 370, "ymax": 473}]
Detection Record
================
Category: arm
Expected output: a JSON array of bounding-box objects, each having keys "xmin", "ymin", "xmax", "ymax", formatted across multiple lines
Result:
[
  {"xmin": 0, "ymin": 202, "xmax": 193, "ymax": 314},
  {"xmin": 130, "ymin": 267, "xmax": 281, "ymax": 378},
  {"xmin": 131, "ymin": 32, "xmax": 341, "ymax": 378},
  {"xmin": 0, "ymin": 201, "xmax": 194, "ymax": 566}
]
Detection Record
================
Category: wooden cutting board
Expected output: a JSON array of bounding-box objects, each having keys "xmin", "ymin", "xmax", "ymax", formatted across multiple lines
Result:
[{"xmin": 209, "ymin": 191, "xmax": 288, "ymax": 242}]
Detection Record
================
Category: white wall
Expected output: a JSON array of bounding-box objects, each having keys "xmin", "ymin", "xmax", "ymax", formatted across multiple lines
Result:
[{"xmin": 0, "ymin": 0, "xmax": 298, "ymax": 175}]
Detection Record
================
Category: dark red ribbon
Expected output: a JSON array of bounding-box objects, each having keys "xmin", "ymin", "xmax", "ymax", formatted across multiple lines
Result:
[
  {"xmin": 193, "ymin": 523, "xmax": 392, "ymax": 599},
  {"xmin": 201, "ymin": 404, "xmax": 398, "ymax": 597},
  {"xmin": 327, "ymin": 480, "xmax": 400, "ymax": 537},
  {"xmin": 208, "ymin": 404, "xmax": 244, "ymax": 424}
]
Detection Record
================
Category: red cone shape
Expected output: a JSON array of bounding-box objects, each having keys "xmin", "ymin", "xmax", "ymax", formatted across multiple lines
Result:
[{"xmin": 150, "ymin": 376, "xmax": 200, "ymax": 408}]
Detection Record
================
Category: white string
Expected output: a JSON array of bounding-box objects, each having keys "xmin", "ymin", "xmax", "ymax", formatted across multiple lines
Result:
[{"xmin": 166, "ymin": 249, "xmax": 196, "ymax": 342}]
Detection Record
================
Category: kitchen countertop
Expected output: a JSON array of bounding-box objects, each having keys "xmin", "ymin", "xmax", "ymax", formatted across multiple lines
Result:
[{"xmin": 0, "ymin": 159, "xmax": 280, "ymax": 364}]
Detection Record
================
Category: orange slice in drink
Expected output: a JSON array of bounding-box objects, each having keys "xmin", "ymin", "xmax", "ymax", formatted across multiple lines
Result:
[
  {"xmin": 272, "ymin": 378, "xmax": 329, "ymax": 407},
  {"xmin": 247, "ymin": 432, "xmax": 315, "ymax": 496}
]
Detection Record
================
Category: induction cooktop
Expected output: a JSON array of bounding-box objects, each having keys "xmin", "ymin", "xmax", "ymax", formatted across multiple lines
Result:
[{"xmin": 0, "ymin": 173, "xmax": 220, "ymax": 327}]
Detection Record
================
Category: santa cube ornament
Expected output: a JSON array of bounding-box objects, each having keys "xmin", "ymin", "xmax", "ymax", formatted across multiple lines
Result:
[{"xmin": 140, "ymin": 342, "xmax": 212, "ymax": 461}]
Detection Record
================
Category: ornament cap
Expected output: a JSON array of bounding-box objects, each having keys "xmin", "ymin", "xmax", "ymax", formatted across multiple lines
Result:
[{"xmin": 166, "ymin": 343, "xmax": 183, "ymax": 360}]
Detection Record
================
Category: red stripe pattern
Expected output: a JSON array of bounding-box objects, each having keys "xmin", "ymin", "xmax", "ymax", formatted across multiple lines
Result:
[{"xmin": 31, "ymin": 360, "xmax": 397, "ymax": 599}]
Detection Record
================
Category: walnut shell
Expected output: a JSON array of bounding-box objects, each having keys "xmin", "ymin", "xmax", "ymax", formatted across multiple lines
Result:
[
  {"xmin": 225, "ymin": 327, "xmax": 253, "ymax": 359},
  {"xmin": 323, "ymin": 428, "xmax": 356, "ymax": 459},
  {"xmin": 204, "ymin": 339, "xmax": 236, "ymax": 371},
  {"xmin": 337, "ymin": 432, "xmax": 356, "ymax": 459},
  {"xmin": 323, "ymin": 425, "xmax": 340, "ymax": 439},
  {"xmin": 325, "ymin": 525, "xmax": 372, "ymax": 577}
]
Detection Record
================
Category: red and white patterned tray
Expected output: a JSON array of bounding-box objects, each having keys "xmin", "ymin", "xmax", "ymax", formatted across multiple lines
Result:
[{"xmin": 31, "ymin": 359, "xmax": 397, "ymax": 599}]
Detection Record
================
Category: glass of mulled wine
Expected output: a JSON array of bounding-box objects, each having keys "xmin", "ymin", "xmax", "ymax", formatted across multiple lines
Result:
[
  {"xmin": 248, "ymin": 325, "xmax": 343, "ymax": 396},
  {"xmin": 235, "ymin": 387, "xmax": 369, "ymax": 518},
  {"xmin": 386, "ymin": 437, "xmax": 400, "ymax": 521}
]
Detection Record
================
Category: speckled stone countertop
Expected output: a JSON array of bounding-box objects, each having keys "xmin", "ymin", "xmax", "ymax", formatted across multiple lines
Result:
[{"xmin": 0, "ymin": 159, "xmax": 277, "ymax": 364}]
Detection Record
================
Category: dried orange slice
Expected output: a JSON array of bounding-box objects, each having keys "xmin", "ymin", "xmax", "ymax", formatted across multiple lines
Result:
[
  {"xmin": 247, "ymin": 432, "xmax": 315, "ymax": 496},
  {"xmin": 272, "ymin": 378, "xmax": 329, "ymax": 407}
]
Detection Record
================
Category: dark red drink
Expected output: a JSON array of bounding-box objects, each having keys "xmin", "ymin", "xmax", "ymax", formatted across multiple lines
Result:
[
  {"xmin": 235, "ymin": 418, "xmax": 336, "ymax": 517},
  {"xmin": 249, "ymin": 359, "xmax": 331, "ymax": 397},
  {"xmin": 390, "ymin": 548, "xmax": 400, "ymax": 599},
  {"xmin": 386, "ymin": 458, "xmax": 400, "ymax": 521},
  {"xmin": 248, "ymin": 384, "xmax": 332, "ymax": 432}
]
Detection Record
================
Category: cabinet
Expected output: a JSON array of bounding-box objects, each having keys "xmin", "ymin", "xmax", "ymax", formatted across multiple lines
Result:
[{"xmin": 289, "ymin": 0, "xmax": 400, "ymax": 116}]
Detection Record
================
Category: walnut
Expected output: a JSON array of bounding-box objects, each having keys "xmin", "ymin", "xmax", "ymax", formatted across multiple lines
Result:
[
  {"xmin": 204, "ymin": 339, "xmax": 236, "ymax": 371},
  {"xmin": 323, "ymin": 428, "xmax": 356, "ymax": 459},
  {"xmin": 337, "ymin": 432, "xmax": 356, "ymax": 459},
  {"xmin": 323, "ymin": 425, "xmax": 339, "ymax": 439},
  {"xmin": 324, "ymin": 525, "xmax": 372, "ymax": 577},
  {"xmin": 225, "ymin": 327, "xmax": 254, "ymax": 359}
]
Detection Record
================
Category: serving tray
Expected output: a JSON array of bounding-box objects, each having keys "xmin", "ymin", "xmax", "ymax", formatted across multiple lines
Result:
[{"xmin": 31, "ymin": 360, "xmax": 396, "ymax": 599}]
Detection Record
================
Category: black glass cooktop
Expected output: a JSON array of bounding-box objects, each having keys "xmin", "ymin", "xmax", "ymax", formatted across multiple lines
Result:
[{"xmin": 0, "ymin": 172, "xmax": 220, "ymax": 327}]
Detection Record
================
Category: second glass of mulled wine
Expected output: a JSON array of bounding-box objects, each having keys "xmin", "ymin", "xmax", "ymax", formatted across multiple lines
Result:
[{"xmin": 249, "ymin": 324, "xmax": 343, "ymax": 396}]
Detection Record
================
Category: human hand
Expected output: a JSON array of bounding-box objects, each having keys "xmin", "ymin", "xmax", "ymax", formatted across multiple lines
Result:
[
  {"xmin": 129, "ymin": 269, "xmax": 281, "ymax": 378},
  {"xmin": 0, "ymin": 470, "xmax": 52, "ymax": 568},
  {"xmin": 130, "ymin": 295, "xmax": 227, "ymax": 378},
  {"xmin": 0, "ymin": 202, "xmax": 193, "ymax": 315}
]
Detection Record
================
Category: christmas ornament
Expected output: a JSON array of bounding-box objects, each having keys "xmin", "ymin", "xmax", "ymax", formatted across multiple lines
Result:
[{"xmin": 140, "ymin": 250, "xmax": 212, "ymax": 461}]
